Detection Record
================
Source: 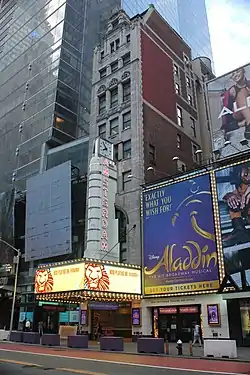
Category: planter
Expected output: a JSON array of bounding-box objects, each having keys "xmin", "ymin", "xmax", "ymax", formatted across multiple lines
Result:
[
  {"xmin": 137, "ymin": 338, "xmax": 164, "ymax": 354},
  {"xmin": 100, "ymin": 336, "xmax": 124, "ymax": 351}
]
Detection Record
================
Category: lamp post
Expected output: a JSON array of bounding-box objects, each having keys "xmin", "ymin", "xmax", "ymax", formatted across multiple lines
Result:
[{"xmin": 0, "ymin": 238, "xmax": 20, "ymax": 337}]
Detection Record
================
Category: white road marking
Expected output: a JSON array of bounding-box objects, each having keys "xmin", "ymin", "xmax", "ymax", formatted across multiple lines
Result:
[{"xmin": 0, "ymin": 348, "xmax": 246, "ymax": 375}]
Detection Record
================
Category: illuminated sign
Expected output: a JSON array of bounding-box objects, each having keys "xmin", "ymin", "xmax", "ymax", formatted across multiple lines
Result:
[
  {"xmin": 159, "ymin": 307, "xmax": 177, "ymax": 314},
  {"xmin": 142, "ymin": 174, "xmax": 219, "ymax": 295},
  {"xmin": 101, "ymin": 158, "xmax": 109, "ymax": 252},
  {"xmin": 34, "ymin": 263, "xmax": 85, "ymax": 294},
  {"xmin": 132, "ymin": 308, "xmax": 141, "ymax": 326},
  {"xmin": 179, "ymin": 306, "xmax": 198, "ymax": 314},
  {"xmin": 35, "ymin": 261, "xmax": 141, "ymax": 295}
]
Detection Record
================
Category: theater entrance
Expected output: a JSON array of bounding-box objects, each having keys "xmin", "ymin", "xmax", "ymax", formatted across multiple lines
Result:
[{"xmin": 155, "ymin": 305, "xmax": 201, "ymax": 342}]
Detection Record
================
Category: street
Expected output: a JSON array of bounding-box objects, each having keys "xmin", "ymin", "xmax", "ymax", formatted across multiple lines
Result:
[{"xmin": 0, "ymin": 343, "xmax": 250, "ymax": 375}]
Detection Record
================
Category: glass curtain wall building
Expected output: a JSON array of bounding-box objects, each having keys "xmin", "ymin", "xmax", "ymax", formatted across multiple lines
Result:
[
  {"xmin": 123, "ymin": 0, "xmax": 213, "ymax": 64},
  {"xmin": 0, "ymin": 0, "xmax": 119, "ymax": 195}
]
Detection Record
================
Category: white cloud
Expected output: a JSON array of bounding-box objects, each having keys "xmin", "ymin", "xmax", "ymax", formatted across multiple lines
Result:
[{"xmin": 206, "ymin": 0, "xmax": 250, "ymax": 76}]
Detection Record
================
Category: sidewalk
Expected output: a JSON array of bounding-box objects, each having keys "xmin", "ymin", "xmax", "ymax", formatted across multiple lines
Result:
[{"xmin": 1, "ymin": 339, "xmax": 249, "ymax": 362}]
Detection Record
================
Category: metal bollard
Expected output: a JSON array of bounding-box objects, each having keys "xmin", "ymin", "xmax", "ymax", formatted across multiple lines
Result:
[
  {"xmin": 176, "ymin": 339, "xmax": 183, "ymax": 355},
  {"xmin": 189, "ymin": 341, "xmax": 193, "ymax": 356},
  {"xmin": 165, "ymin": 340, "xmax": 169, "ymax": 355}
]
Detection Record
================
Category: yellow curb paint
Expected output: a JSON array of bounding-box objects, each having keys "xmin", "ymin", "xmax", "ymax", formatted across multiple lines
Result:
[
  {"xmin": 0, "ymin": 358, "xmax": 42, "ymax": 367},
  {"xmin": 57, "ymin": 368, "xmax": 106, "ymax": 375}
]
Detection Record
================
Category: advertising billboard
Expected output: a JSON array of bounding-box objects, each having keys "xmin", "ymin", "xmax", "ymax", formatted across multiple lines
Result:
[
  {"xmin": 34, "ymin": 261, "xmax": 141, "ymax": 295},
  {"xmin": 25, "ymin": 161, "xmax": 72, "ymax": 262},
  {"xmin": 215, "ymin": 160, "xmax": 250, "ymax": 288},
  {"xmin": 142, "ymin": 174, "xmax": 219, "ymax": 295},
  {"xmin": 207, "ymin": 63, "xmax": 250, "ymax": 160}
]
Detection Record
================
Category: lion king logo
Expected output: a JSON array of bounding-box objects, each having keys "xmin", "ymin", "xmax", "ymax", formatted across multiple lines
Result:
[
  {"xmin": 84, "ymin": 263, "xmax": 110, "ymax": 291},
  {"xmin": 35, "ymin": 268, "xmax": 54, "ymax": 293}
]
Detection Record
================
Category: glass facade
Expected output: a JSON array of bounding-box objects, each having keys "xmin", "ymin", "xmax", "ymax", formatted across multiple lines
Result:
[
  {"xmin": 122, "ymin": 0, "xmax": 213, "ymax": 64},
  {"xmin": 0, "ymin": 0, "xmax": 120, "ymax": 194}
]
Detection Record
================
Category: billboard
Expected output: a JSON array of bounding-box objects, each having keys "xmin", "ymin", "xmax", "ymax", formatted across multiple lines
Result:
[
  {"xmin": 207, "ymin": 63, "xmax": 250, "ymax": 160},
  {"xmin": 215, "ymin": 160, "xmax": 250, "ymax": 288},
  {"xmin": 25, "ymin": 161, "xmax": 72, "ymax": 262},
  {"xmin": 34, "ymin": 261, "xmax": 141, "ymax": 295},
  {"xmin": 142, "ymin": 174, "xmax": 219, "ymax": 295}
]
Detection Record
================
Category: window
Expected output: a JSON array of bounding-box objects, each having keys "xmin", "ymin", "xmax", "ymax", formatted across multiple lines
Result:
[
  {"xmin": 177, "ymin": 106, "xmax": 183, "ymax": 127},
  {"xmin": 98, "ymin": 94, "xmax": 106, "ymax": 114},
  {"xmin": 186, "ymin": 76, "xmax": 191, "ymax": 87},
  {"xmin": 174, "ymin": 64, "xmax": 179, "ymax": 76},
  {"xmin": 177, "ymin": 160, "xmax": 186, "ymax": 172},
  {"xmin": 112, "ymin": 19, "xmax": 119, "ymax": 29},
  {"xmin": 188, "ymin": 94, "xmax": 192, "ymax": 106},
  {"xmin": 115, "ymin": 38, "xmax": 120, "ymax": 49},
  {"xmin": 149, "ymin": 144, "xmax": 156, "ymax": 164},
  {"xmin": 99, "ymin": 68, "xmax": 106, "ymax": 78},
  {"xmin": 184, "ymin": 55, "xmax": 189, "ymax": 65},
  {"xmin": 177, "ymin": 134, "xmax": 181, "ymax": 149},
  {"xmin": 110, "ymin": 87, "xmax": 118, "ymax": 108},
  {"xmin": 175, "ymin": 82, "xmax": 180, "ymax": 95},
  {"xmin": 100, "ymin": 51, "xmax": 104, "ymax": 59},
  {"xmin": 111, "ymin": 60, "xmax": 118, "ymax": 72},
  {"xmin": 110, "ymin": 41, "xmax": 115, "ymax": 53},
  {"xmin": 181, "ymin": 163, "xmax": 186, "ymax": 172},
  {"xmin": 122, "ymin": 170, "xmax": 132, "ymax": 191},
  {"xmin": 191, "ymin": 118, "xmax": 196, "ymax": 137},
  {"xmin": 192, "ymin": 143, "xmax": 200, "ymax": 163},
  {"xmin": 123, "ymin": 139, "xmax": 131, "ymax": 159},
  {"xmin": 99, "ymin": 123, "xmax": 106, "ymax": 138},
  {"xmin": 123, "ymin": 80, "xmax": 131, "ymax": 102},
  {"xmin": 126, "ymin": 34, "xmax": 130, "ymax": 43},
  {"xmin": 110, "ymin": 117, "xmax": 119, "ymax": 136},
  {"xmin": 122, "ymin": 52, "xmax": 131, "ymax": 66},
  {"xmin": 123, "ymin": 111, "xmax": 131, "ymax": 129}
]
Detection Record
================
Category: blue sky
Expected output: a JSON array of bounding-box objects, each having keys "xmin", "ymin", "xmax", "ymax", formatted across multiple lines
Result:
[{"xmin": 206, "ymin": 0, "xmax": 250, "ymax": 76}]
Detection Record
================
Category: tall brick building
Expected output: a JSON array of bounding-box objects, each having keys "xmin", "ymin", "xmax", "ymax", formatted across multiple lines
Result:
[{"xmin": 88, "ymin": 6, "xmax": 213, "ymax": 265}]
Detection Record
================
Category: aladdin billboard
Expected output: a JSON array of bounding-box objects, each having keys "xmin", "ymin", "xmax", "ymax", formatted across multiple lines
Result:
[
  {"xmin": 35, "ymin": 261, "xmax": 141, "ymax": 295},
  {"xmin": 142, "ymin": 174, "xmax": 220, "ymax": 295},
  {"xmin": 214, "ymin": 160, "xmax": 250, "ymax": 289},
  {"xmin": 207, "ymin": 63, "xmax": 250, "ymax": 160}
]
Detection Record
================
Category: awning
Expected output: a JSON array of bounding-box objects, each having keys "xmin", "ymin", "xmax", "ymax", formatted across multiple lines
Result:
[
  {"xmin": 36, "ymin": 290, "xmax": 142, "ymax": 304},
  {"xmin": 222, "ymin": 291, "xmax": 250, "ymax": 300}
]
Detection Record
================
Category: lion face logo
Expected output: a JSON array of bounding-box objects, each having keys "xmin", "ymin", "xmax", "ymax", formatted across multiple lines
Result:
[
  {"xmin": 35, "ymin": 269, "xmax": 54, "ymax": 293},
  {"xmin": 84, "ymin": 263, "xmax": 110, "ymax": 291}
]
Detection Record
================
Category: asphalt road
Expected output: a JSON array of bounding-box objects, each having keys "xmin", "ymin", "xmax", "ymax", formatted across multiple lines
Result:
[{"xmin": 0, "ymin": 348, "xmax": 247, "ymax": 375}]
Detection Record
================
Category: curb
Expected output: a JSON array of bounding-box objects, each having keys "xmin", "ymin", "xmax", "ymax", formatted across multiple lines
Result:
[{"xmin": 1, "ymin": 340, "xmax": 250, "ymax": 364}]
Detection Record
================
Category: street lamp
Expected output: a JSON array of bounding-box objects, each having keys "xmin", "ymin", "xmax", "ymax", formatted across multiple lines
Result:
[{"xmin": 0, "ymin": 238, "xmax": 20, "ymax": 338}]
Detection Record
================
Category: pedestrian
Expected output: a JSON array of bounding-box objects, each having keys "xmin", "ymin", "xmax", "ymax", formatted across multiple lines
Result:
[
  {"xmin": 192, "ymin": 322, "xmax": 202, "ymax": 346},
  {"xmin": 25, "ymin": 319, "xmax": 31, "ymax": 332},
  {"xmin": 22, "ymin": 319, "xmax": 26, "ymax": 332},
  {"xmin": 38, "ymin": 321, "xmax": 44, "ymax": 337},
  {"xmin": 96, "ymin": 322, "xmax": 102, "ymax": 343}
]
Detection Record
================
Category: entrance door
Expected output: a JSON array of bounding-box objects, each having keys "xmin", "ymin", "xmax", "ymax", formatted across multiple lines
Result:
[
  {"xmin": 43, "ymin": 311, "xmax": 59, "ymax": 334},
  {"xmin": 178, "ymin": 313, "xmax": 199, "ymax": 342},
  {"xmin": 158, "ymin": 314, "xmax": 177, "ymax": 342}
]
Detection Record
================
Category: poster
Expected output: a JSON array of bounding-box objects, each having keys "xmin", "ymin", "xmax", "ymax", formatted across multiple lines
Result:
[
  {"xmin": 215, "ymin": 161, "xmax": 250, "ymax": 288},
  {"xmin": 142, "ymin": 174, "xmax": 219, "ymax": 295},
  {"xmin": 207, "ymin": 63, "xmax": 250, "ymax": 160},
  {"xmin": 207, "ymin": 304, "xmax": 220, "ymax": 325},
  {"xmin": 132, "ymin": 308, "xmax": 141, "ymax": 326},
  {"xmin": 34, "ymin": 261, "xmax": 141, "ymax": 295}
]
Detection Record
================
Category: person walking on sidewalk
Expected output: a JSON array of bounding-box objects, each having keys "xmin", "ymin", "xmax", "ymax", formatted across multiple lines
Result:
[{"xmin": 193, "ymin": 322, "xmax": 202, "ymax": 347}]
